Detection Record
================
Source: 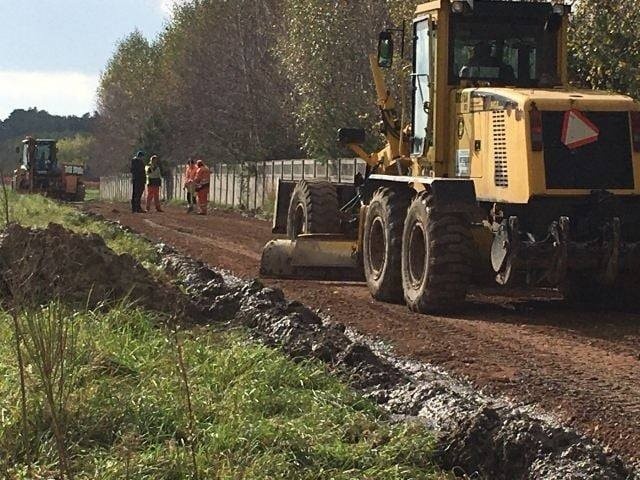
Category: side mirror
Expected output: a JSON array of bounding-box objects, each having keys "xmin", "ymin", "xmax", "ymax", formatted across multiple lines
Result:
[
  {"xmin": 337, "ymin": 128, "xmax": 366, "ymax": 147},
  {"xmin": 377, "ymin": 31, "xmax": 394, "ymax": 69}
]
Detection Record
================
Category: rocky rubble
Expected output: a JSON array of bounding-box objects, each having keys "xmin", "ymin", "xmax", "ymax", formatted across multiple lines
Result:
[{"xmin": 160, "ymin": 246, "xmax": 637, "ymax": 480}]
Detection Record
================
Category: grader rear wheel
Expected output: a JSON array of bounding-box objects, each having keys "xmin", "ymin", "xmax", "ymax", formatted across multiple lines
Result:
[
  {"xmin": 401, "ymin": 193, "xmax": 472, "ymax": 313},
  {"xmin": 363, "ymin": 187, "xmax": 409, "ymax": 302},
  {"xmin": 286, "ymin": 180, "xmax": 340, "ymax": 240}
]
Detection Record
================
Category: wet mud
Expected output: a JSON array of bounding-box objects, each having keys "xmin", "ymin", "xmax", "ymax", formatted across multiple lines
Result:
[{"xmin": 160, "ymin": 247, "xmax": 638, "ymax": 480}]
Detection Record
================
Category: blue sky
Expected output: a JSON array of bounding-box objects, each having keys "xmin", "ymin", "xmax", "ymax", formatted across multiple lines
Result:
[{"xmin": 0, "ymin": 0, "xmax": 181, "ymax": 120}]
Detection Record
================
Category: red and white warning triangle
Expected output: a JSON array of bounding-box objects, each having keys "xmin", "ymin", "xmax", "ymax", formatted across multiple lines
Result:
[{"xmin": 561, "ymin": 109, "xmax": 599, "ymax": 149}]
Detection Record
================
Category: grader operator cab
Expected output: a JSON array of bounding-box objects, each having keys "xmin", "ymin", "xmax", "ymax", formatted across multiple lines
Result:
[
  {"xmin": 13, "ymin": 137, "xmax": 86, "ymax": 201},
  {"xmin": 261, "ymin": 0, "xmax": 640, "ymax": 312}
]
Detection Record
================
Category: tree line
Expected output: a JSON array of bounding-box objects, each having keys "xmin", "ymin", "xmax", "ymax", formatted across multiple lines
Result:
[
  {"xmin": 92, "ymin": 0, "xmax": 640, "ymax": 176},
  {"xmin": 0, "ymin": 109, "xmax": 95, "ymax": 174}
]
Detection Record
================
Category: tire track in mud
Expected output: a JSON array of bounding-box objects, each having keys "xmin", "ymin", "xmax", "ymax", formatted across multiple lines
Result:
[{"xmin": 142, "ymin": 218, "xmax": 261, "ymax": 262}]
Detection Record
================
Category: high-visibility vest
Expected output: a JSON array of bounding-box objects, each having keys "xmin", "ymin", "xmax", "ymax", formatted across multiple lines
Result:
[
  {"xmin": 184, "ymin": 165, "xmax": 197, "ymax": 182},
  {"xmin": 146, "ymin": 164, "xmax": 162, "ymax": 180},
  {"xmin": 195, "ymin": 166, "xmax": 210, "ymax": 185}
]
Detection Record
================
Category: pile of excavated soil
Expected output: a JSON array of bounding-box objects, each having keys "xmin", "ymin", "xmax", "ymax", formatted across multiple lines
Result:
[
  {"xmin": 0, "ymin": 223, "xmax": 183, "ymax": 313},
  {"xmin": 161, "ymin": 248, "xmax": 637, "ymax": 480}
]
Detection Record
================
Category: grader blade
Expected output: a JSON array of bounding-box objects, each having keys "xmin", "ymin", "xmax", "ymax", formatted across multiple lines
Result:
[{"xmin": 260, "ymin": 235, "xmax": 363, "ymax": 280}]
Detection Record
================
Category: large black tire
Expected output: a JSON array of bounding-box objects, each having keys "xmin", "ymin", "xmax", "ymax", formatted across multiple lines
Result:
[
  {"xmin": 286, "ymin": 180, "xmax": 340, "ymax": 240},
  {"xmin": 401, "ymin": 192, "xmax": 472, "ymax": 313},
  {"xmin": 363, "ymin": 187, "xmax": 409, "ymax": 302}
]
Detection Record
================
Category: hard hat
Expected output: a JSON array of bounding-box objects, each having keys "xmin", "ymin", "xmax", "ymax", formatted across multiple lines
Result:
[
  {"xmin": 136, "ymin": 150, "xmax": 145, "ymax": 158},
  {"xmin": 196, "ymin": 159, "xmax": 204, "ymax": 167}
]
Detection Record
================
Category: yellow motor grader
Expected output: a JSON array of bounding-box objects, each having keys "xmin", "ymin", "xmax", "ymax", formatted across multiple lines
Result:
[{"xmin": 261, "ymin": 0, "xmax": 640, "ymax": 312}]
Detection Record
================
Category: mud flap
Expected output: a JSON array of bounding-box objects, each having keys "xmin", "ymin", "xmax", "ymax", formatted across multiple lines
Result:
[{"xmin": 260, "ymin": 235, "xmax": 363, "ymax": 280}]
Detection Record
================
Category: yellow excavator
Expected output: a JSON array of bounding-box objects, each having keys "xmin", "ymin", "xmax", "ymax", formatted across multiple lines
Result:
[{"xmin": 261, "ymin": 0, "xmax": 640, "ymax": 312}]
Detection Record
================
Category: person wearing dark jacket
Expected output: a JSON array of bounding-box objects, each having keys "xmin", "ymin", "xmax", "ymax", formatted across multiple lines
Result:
[{"xmin": 130, "ymin": 151, "xmax": 146, "ymax": 213}]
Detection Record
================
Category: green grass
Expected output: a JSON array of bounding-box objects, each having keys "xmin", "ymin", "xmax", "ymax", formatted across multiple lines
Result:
[
  {"xmin": 5, "ymin": 191, "xmax": 159, "ymax": 267},
  {"xmin": 85, "ymin": 188, "xmax": 100, "ymax": 202},
  {"xmin": 0, "ymin": 307, "xmax": 442, "ymax": 479},
  {"xmin": 0, "ymin": 193, "xmax": 444, "ymax": 479}
]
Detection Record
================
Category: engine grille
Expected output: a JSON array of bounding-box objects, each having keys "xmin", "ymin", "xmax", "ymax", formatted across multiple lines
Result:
[
  {"xmin": 492, "ymin": 110, "xmax": 508, "ymax": 187},
  {"xmin": 542, "ymin": 111, "xmax": 634, "ymax": 190}
]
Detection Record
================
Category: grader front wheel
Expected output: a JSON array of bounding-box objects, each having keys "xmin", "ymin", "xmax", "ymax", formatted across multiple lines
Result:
[
  {"xmin": 363, "ymin": 187, "xmax": 409, "ymax": 302},
  {"xmin": 286, "ymin": 180, "xmax": 340, "ymax": 240},
  {"xmin": 401, "ymin": 193, "xmax": 472, "ymax": 313}
]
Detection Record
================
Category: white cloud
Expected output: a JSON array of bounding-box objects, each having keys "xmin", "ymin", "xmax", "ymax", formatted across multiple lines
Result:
[
  {"xmin": 159, "ymin": 0, "xmax": 187, "ymax": 17},
  {"xmin": 0, "ymin": 71, "xmax": 98, "ymax": 120}
]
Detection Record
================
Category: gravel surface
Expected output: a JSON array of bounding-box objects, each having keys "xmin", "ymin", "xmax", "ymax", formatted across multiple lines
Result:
[{"xmin": 86, "ymin": 202, "xmax": 640, "ymax": 468}]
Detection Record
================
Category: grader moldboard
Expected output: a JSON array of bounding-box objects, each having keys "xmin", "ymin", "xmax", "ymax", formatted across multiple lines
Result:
[
  {"xmin": 12, "ymin": 137, "xmax": 86, "ymax": 202},
  {"xmin": 261, "ymin": 0, "xmax": 640, "ymax": 313}
]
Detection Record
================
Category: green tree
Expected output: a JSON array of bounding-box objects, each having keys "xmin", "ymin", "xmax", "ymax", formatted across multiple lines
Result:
[
  {"xmin": 569, "ymin": 0, "xmax": 640, "ymax": 99},
  {"xmin": 156, "ymin": 0, "xmax": 299, "ymax": 164},
  {"xmin": 94, "ymin": 30, "xmax": 161, "ymax": 175},
  {"xmin": 57, "ymin": 134, "xmax": 95, "ymax": 166},
  {"xmin": 277, "ymin": 0, "xmax": 392, "ymax": 159}
]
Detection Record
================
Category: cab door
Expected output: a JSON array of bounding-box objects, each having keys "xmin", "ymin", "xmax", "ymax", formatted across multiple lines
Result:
[{"xmin": 412, "ymin": 18, "xmax": 433, "ymax": 156}]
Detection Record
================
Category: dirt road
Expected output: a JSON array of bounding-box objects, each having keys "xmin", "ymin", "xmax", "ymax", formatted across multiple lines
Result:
[{"xmin": 87, "ymin": 202, "xmax": 640, "ymax": 464}]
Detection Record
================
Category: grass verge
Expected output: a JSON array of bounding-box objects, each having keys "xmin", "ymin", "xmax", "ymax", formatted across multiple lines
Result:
[
  {"xmin": 0, "ymin": 306, "xmax": 442, "ymax": 479},
  {"xmin": 0, "ymin": 193, "xmax": 444, "ymax": 479},
  {"xmin": 6, "ymin": 191, "xmax": 158, "ymax": 267}
]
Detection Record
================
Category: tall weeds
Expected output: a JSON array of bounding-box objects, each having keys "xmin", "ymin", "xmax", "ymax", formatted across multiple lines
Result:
[
  {"xmin": 171, "ymin": 318, "xmax": 200, "ymax": 480},
  {"xmin": 19, "ymin": 302, "xmax": 81, "ymax": 480},
  {"xmin": 0, "ymin": 169, "xmax": 10, "ymax": 225}
]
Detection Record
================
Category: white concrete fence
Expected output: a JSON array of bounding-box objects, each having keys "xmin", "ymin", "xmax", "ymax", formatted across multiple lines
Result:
[{"xmin": 100, "ymin": 158, "xmax": 367, "ymax": 211}]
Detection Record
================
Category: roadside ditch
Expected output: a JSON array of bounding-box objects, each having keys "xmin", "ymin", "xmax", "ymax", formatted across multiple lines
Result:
[
  {"xmin": 3, "ymin": 217, "xmax": 636, "ymax": 479},
  {"xmin": 159, "ymin": 245, "xmax": 638, "ymax": 480}
]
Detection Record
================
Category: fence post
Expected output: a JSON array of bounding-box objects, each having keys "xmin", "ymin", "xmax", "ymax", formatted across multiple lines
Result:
[
  {"xmin": 218, "ymin": 165, "xmax": 222, "ymax": 206},
  {"xmin": 231, "ymin": 163, "xmax": 238, "ymax": 208},
  {"xmin": 224, "ymin": 165, "xmax": 229, "ymax": 207},
  {"xmin": 214, "ymin": 164, "xmax": 218, "ymax": 205},
  {"xmin": 246, "ymin": 164, "xmax": 250, "ymax": 209},
  {"xmin": 338, "ymin": 158, "xmax": 342, "ymax": 183},
  {"xmin": 262, "ymin": 160, "xmax": 267, "ymax": 210},
  {"xmin": 254, "ymin": 164, "xmax": 258, "ymax": 210},
  {"xmin": 302, "ymin": 159, "xmax": 305, "ymax": 180}
]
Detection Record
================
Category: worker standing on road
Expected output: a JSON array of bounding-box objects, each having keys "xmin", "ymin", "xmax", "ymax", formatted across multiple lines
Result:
[
  {"xmin": 130, "ymin": 151, "xmax": 146, "ymax": 213},
  {"xmin": 183, "ymin": 158, "xmax": 198, "ymax": 213},
  {"xmin": 194, "ymin": 159, "xmax": 211, "ymax": 215},
  {"xmin": 145, "ymin": 155, "xmax": 164, "ymax": 213}
]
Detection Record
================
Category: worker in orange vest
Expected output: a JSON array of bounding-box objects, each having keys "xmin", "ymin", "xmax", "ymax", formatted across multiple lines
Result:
[
  {"xmin": 194, "ymin": 159, "xmax": 211, "ymax": 215},
  {"xmin": 183, "ymin": 158, "xmax": 198, "ymax": 213}
]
